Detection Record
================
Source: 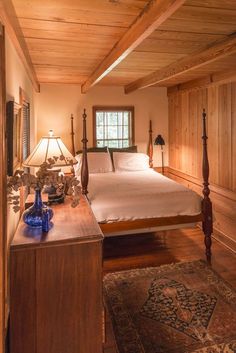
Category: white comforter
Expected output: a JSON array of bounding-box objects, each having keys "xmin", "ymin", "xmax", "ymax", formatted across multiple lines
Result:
[{"xmin": 86, "ymin": 169, "xmax": 202, "ymax": 223}]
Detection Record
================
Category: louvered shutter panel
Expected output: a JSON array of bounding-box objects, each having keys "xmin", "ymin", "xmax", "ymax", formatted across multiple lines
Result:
[{"xmin": 22, "ymin": 102, "xmax": 30, "ymax": 163}]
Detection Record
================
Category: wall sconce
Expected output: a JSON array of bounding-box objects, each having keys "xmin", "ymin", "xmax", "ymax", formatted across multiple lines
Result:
[{"xmin": 154, "ymin": 134, "xmax": 165, "ymax": 174}]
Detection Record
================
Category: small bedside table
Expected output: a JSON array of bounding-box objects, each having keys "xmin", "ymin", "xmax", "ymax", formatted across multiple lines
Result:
[{"xmin": 10, "ymin": 195, "xmax": 104, "ymax": 353}]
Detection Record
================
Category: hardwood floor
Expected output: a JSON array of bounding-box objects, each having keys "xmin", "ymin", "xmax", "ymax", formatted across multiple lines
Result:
[{"xmin": 103, "ymin": 228, "xmax": 236, "ymax": 353}]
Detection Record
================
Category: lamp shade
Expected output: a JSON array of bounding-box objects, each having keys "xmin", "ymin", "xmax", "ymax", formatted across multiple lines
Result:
[
  {"xmin": 23, "ymin": 130, "xmax": 77, "ymax": 167},
  {"xmin": 154, "ymin": 134, "xmax": 165, "ymax": 146}
]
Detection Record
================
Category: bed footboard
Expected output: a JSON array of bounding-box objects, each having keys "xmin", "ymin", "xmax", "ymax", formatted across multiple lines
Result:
[{"xmin": 202, "ymin": 109, "xmax": 213, "ymax": 263}]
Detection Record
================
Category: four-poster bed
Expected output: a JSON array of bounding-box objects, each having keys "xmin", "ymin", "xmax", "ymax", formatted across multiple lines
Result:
[{"xmin": 75, "ymin": 109, "xmax": 213, "ymax": 262}]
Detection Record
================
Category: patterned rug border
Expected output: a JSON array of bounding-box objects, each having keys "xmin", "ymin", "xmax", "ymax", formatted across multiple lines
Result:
[
  {"xmin": 104, "ymin": 259, "xmax": 236, "ymax": 299},
  {"xmin": 104, "ymin": 259, "xmax": 236, "ymax": 353}
]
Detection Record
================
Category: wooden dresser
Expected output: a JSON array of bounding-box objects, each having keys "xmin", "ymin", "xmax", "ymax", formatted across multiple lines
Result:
[{"xmin": 10, "ymin": 196, "xmax": 104, "ymax": 353}]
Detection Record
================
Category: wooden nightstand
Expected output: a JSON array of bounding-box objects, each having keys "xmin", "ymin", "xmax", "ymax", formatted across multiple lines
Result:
[{"xmin": 10, "ymin": 195, "xmax": 104, "ymax": 353}]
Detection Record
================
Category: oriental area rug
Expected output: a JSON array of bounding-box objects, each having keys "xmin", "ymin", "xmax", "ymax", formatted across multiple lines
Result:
[{"xmin": 103, "ymin": 261, "xmax": 236, "ymax": 353}]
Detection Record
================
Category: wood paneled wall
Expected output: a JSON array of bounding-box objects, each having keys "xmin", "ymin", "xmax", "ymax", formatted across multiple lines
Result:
[{"xmin": 168, "ymin": 81, "xmax": 236, "ymax": 250}]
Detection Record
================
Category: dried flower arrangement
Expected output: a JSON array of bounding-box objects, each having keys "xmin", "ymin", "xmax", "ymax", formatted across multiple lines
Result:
[{"xmin": 7, "ymin": 155, "xmax": 80, "ymax": 213}]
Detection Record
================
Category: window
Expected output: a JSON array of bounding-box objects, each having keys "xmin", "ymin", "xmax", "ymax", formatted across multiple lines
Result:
[{"xmin": 93, "ymin": 106, "xmax": 134, "ymax": 148}]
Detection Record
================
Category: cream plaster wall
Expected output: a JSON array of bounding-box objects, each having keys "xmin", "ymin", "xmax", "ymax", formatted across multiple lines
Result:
[
  {"xmin": 6, "ymin": 33, "xmax": 36, "ymax": 149},
  {"xmin": 35, "ymin": 84, "xmax": 168, "ymax": 167},
  {"xmin": 5, "ymin": 33, "xmax": 36, "ymax": 245}
]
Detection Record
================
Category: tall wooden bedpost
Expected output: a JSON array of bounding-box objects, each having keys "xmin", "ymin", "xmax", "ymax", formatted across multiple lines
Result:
[
  {"xmin": 81, "ymin": 109, "xmax": 89, "ymax": 196},
  {"xmin": 148, "ymin": 120, "xmax": 153, "ymax": 168},
  {"xmin": 71, "ymin": 114, "xmax": 76, "ymax": 156},
  {"xmin": 202, "ymin": 109, "xmax": 213, "ymax": 263}
]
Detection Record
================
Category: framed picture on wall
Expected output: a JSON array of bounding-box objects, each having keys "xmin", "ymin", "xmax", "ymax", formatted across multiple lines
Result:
[{"xmin": 6, "ymin": 101, "xmax": 22, "ymax": 176}]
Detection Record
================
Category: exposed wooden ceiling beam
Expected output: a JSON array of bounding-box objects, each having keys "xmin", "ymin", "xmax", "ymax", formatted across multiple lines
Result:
[
  {"xmin": 0, "ymin": 0, "xmax": 40, "ymax": 92},
  {"xmin": 125, "ymin": 33, "xmax": 236, "ymax": 94},
  {"xmin": 167, "ymin": 69, "xmax": 236, "ymax": 95},
  {"xmin": 81, "ymin": 0, "xmax": 186, "ymax": 93}
]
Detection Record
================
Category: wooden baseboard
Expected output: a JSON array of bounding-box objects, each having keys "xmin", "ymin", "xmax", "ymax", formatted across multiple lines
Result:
[
  {"xmin": 167, "ymin": 167, "xmax": 236, "ymax": 253},
  {"xmin": 153, "ymin": 166, "xmax": 168, "ymax": 175},
  {"xmin": 213, "ymin": 228, "xmax": 236, "ymax": 254}
]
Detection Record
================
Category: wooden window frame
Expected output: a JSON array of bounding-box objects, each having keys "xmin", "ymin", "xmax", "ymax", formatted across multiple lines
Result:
[
  {"xmin": 92, "ymin": 106, "xmax": 135, "ymax": 147},
  {"xmin": 6, "ymin": 101, "xmax": 21, "ymax": 176}
]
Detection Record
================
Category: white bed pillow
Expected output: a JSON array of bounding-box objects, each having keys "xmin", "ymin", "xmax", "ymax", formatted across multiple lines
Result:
[
  {"xmin": 74, "ymin": 152, "xmax": 113, "ymax": 174},
  {"xmin": 113, "ymin": 152, "xmax": 150, "ymax": 172}
]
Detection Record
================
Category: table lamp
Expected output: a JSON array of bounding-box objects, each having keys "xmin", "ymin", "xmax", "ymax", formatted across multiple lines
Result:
[{"xmin": 22, "ymin": 130, "xmax": 77, "ymax": 228}]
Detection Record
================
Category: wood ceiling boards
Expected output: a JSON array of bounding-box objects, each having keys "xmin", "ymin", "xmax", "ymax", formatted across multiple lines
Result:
[{"xmin": 9, "ymin": 0, "xmax": 236, "ymax": 91}]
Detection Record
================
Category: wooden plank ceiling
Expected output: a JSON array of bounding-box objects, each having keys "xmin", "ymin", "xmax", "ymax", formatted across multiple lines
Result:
[{"xmin": 10, "ymin": 0, "xmax": 236, "ymax": 91}]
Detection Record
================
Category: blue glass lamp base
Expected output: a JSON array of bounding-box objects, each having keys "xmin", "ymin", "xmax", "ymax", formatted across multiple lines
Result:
[{"xmin": 23, "ymin": 188, "xmax": 53, "ymax": 228}]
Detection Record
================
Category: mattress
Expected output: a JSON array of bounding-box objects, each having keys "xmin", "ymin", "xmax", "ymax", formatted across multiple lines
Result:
[{"xmin": 86, "ymin": 169, "xmax": 202, "ymax": 223}]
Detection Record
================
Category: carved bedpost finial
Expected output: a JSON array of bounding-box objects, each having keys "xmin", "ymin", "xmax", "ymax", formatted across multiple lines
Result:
[
  {"xmin": 81, "ymin": 109, "xmax": 89, "ymax": 196},
  {"xmin": 148, "ymin": 120, "xmax": 153, "ymax": 168},
  {"xmin": 201, "ymin": 109, "xmax": 213, "ymax": 264}
]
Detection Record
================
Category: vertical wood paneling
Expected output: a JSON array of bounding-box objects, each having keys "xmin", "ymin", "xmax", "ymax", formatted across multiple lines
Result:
[
  {"xmin": 196, "ymin": 88, "xmax": 208, "ymax": 180},
  {"xmin": 218, "ymin": 84, "xmax": 232, "ymax": 190},
  {"xmin": 168, "ymin": 80, "xmax": 236, "ymax": 248},
  {"xmin": 188, "ymin": 90, "xmax": 198, "ymax": 177},
  {"xmin": 169, "ymin": 82, "xmax": 236, "ymax": 192},
  {"xmin": 208, "ymin": 85, "xmax": 219, "ymax": 186},
  {"xmin": 181, "ymin": 92, "xmax": 189, "ymax": 174},
  {"xmin": 168, "ymin": 95, "xmax": 175, "ymax": 168},
  {"xmin": 231, "ymin": 83, "xmax": 236, "ymax": 192},
  {"xmin": 175, "ymin": 93, "xmax": 182, "ymax": 171}
]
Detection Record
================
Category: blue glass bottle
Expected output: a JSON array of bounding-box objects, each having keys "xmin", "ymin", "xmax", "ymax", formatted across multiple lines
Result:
[
  {"xmin": 42, "ymin": 208, "xmax": 50, "ymax": 232},
  {"xmin": 23, "ymin": 188, "xmax": 53, "ymax": 228}
]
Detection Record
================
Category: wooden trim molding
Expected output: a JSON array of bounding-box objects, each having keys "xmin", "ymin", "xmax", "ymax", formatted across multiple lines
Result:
[
  {"xmin": 0, "ymin": 22, "xmax": 6, "ymax": 353},
  {"xmin": 125, "ymin": 33, "xmax": 236, "ymax": 93},
  {"xmin": 81, "ymin": 0, "xmax": 186, "ymax": 93},
  {"xmin": 0, "ymin": 0, "xmax": 40, "ymax": 92},
  {"xmin": 167, "ymin": 167, "xmax": 236, "ymax": 202},
  {"xmin": 213, "ymin": 228, "xmax": 236, "ymax": 255}
]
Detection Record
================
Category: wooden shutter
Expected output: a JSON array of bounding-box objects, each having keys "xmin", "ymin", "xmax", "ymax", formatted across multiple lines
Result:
[{"xmin": 22, "ymin": 101, "xmax": 30, "ymax": 163}]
